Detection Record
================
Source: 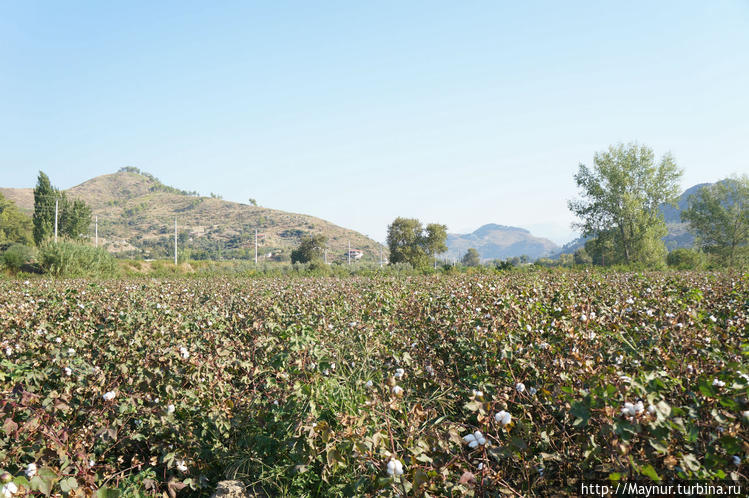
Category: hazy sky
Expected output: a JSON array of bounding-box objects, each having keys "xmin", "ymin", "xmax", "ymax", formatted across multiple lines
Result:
[{"xmin": 2, "ymin": 1, "xmax": 747, "ymax": 244}]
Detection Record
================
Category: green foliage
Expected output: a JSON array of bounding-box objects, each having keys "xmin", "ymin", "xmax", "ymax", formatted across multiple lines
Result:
[
  {"xmin": 568, "ymin": 143, "xmax": 682, "ymax": 266},
  {"xmin": 0, "ymin": 193, "xmax": 33, "ymax": 246},
  {"xmin": 573, "ymin": 247, "xmax": 592, "ymax": 265},
  {"xmin": 32, "ymin": 171, "xmax": 55, "ymax": 245},
  {"xmin": 386, "ymin": 217, "xmax": 447, "ymax": 268},
  {"xmin": 666, "ymin": 248, "xmax": 704, "ymax": 270},
  {"xmin": 1, "ymin": 244, "xmax": 36, "ymax": 272},
  {"xmin": 32, "ymin": 171, "xmax": 93, "ymax": 245},
  {"xmin": 462, "ymin": 247, "xmax": 481, "ymax": 266},
  {"xmin": 290, "ymin": 234, "xmax": 328, "ymax": 264},
  {"xmin": 38, "ymin": 242, "xmax": 117, "ymax": 277},
  {"xmin": 0, "ymin": 272, "xmax": 745, "ymax": 496},
  {"xmin": 681, "ymin": 175, "xmax": 748, "ymax": 267}
]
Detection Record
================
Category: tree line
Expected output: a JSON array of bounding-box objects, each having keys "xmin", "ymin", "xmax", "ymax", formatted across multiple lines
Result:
[{"xmin": 380, "ymin": 142, "xmax": 747, "ymax": 269}]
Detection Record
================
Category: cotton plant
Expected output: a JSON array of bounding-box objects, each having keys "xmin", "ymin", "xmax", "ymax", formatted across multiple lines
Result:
[{"xmin": 103, "ymin": 391, "xmax": 116, "ymax": 401}]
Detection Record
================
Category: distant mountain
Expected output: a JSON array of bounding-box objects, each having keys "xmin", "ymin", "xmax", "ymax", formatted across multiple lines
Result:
[
  {"xmin": 446, "ymin": 224, "xmax": 559, "ymax": 261},
  {"xmin": 0, "ymin": 170, "xmax": 382, "ymax": 262},
  {"xmin": 553, "ymin": 182, "xmax": 721, "ymax": 257}
]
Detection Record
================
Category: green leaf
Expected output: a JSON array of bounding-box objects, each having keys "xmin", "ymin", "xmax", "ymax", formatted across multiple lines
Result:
[
  {"xmin": 60, "ymin": 477, "xmax": 78, "ymax": 493},
  {"xmin": 96, "ymin": 487, "xmax": 122, "ymax": 498},
  {"xmin": 639, "ymin": 464, "xmax": 660, "ymax": 481}
]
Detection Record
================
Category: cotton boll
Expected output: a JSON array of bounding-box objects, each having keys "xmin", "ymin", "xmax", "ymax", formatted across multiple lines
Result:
[
  {"xmin": 515, "ymin": 383, "xmax": 525, "ymax": 393},
  {"xmin": 387, "ymin": 459, "xmax": 404, "ymax": 476},
  {"xmin": 25, "ymin": 463, "xmax": 37, "ymax": 478},
  {"xmin": 494, "ymin": 410, "xmax": 512, "ymax": 426}
]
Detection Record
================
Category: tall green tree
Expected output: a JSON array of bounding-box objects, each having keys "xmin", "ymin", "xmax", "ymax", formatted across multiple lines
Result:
[
  {"xmin": 681, "ymin": 175, "xmax": 748, "ymax": 266},
  {"xmin": 568, "ymin": 143, "xmax": 682, "ymax": 266},
  {"xmin": 386, "ymin": 217, "xmax": 447, "ymax": 268},
  {"xmin": 291, "ymin": 234, "xmax": 328, "ymax": 264},
  {"xmin": 33, "ymin": 171, "xmax": 93, "ymax": 245},
  {"xmin": 60, "ymin": 197, "xmax": 92, "ymax": 240},
  {"xmin": 0, "ymin": 192, "xmax": 33, "ymax": 246},
  {"xmin": 33, "ymin": 171, "xmax": 56, "ymax": 245},
  {"xmin": 462, "ymin": 248, "xmax": 481, "ymax": 266}
]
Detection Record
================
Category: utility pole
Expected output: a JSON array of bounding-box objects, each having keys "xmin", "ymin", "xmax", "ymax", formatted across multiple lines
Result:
[
  {"xmin": 95, "ymin": 216, "xmax": 98, "ymax": 247},
  {"xmin": 254, "ymin": 229, "xmax": 258, "ymax": 264},
  {"xmin": 54, "ymin": 198, "xmax": 59, "ymax": 243},
  {"xmin": 174, "ymin": 217, "xmax": 178, "ymax": 265}
]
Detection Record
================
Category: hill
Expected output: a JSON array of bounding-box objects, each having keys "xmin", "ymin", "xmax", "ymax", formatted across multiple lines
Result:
[
  {"xmin": 0, "ymin": 170, "xmax": 383, "ymax": 262},
  {"xmin": 446, "ymin": 224, "xmax": 559, "ymax": 261}
]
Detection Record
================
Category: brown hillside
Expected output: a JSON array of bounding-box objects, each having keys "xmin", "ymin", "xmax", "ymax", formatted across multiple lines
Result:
[{"xmin": 2, "ymin": 171, "xmax": 384, "ymax": 262}]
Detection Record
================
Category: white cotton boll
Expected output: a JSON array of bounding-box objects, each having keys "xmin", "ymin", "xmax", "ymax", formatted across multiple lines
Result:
[
  {"xmin": 733, "ymin": 455, "xmax": 741, "ymax": 466},
  {"xmin": 425, "ymin": 365, "xmax": 435, "ymax": 376},
  {"xmin": 621, "ymin": 402, "xmax": 635, "ymax": 417},
  {"xmin": 394, "ymin": 368, "xmax": 405, "ymax": 379},
  {"xmin": 647, "ymin": 404, "xmax": 656, "ymax": 415},
  {"xmin": 25, "ymin": 463, "xmax": 37, "ymax": 478},
  {"xmin": 392, "ymin": 385, "xmax": 404, "ymax": 396},
  {"xmin": 179, "ymin": 347, "xmax": 190, "ymax": 360},
  {"xmin": 67, "ymin": 348, "xmax": 76, "ymax": 355},
  {"xmin": 167, "ymin": 404, "xmax": 175, "ymax": 414},
  {"xmin": 494, "ymin": 410, "xmax": 512, "ymax": 426},
  {"xmin": 323, "ymin": 369, "xmax": 330, "ymax": 376},
  {"xmin": 634, "ymin": 401, "xmax": 644, "ymax": 415},
  {"xmin": 386, "ymin": 458, "xmax": 404, "ymax": 476},
  {"xmin": 529, "ymin": 387, "xmax": 537, "ymax": 396},
  {"xmin": 176, "ymin": 460, "xmax": 188, "ymax": 473},
  {"xmin": 709, "ymin": 315, "xmax": 717, "ymax": 323},
  {"xmin": 365, "ymin": 380, "xmax": 373, "ymax": 388},
  {"xmin": 103, "ymin": 391, "xmax": 116, "ymax": 401},
  {"xmin": 580, "ymin": 314, "xmax": 587, "ymax": 322},
  {"xmin": 1, "ymin": 482, "xmax": 18, "ymax": 497},
  {"xmin": 742, "ymin": 410, "xmax": 749, "ymax": 420},
  {"xmin": 712, "ymin": 378, "xmax": 725, "ymax": 388},
  {"xmin": 64, "ymin": 367, "xmax": 72, "ymax": 376},
  {"xmin": 55, "ymin": 337, "xmax": 62, "ymax": 343},
  {"xmin": 472, "ymin": 389, "xmax": 483, "ymax": 398},
  {"xmin": 4, "ymin": 347, "xmax": 11, "ymax": 356},
  {"xmin": 515, "ymin": 383, "xmax": 525, "ymax": 393},
  {"xmin": 89, "ymin": 460, "xmax": 95, "ymax": 467}
]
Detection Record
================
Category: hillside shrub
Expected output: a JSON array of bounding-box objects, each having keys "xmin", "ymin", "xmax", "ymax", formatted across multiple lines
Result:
[{"xmin": 38, "ymin": 242, "xmax": 117, "ymax": 277}]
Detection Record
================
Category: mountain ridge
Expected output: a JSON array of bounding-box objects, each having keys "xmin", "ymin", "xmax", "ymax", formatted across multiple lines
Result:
[{"xmin": 446, "ymin": 223, "xmax": 559, "ymax": 261}]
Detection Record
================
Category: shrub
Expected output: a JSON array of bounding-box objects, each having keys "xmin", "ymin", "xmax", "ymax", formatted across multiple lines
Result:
[
  {"xmin": 666, "ymin": 248, "xmax": 704, "ymax": 270},
  {"xmin": 1, "ymin": 243, "xmax": 36, "ymax": 272},
  {"xmin": 39, "ymin": 241, "xmax": 117, "ymax": 277}
]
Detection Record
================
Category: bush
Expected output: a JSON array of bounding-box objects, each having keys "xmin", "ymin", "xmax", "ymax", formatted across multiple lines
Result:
[
  {"xmin": 666, "ymin": 248, "xmax": 704, "ymax": 270},
  {"xmin": 1, "ymin": 243, "xmax": 36, "ymax": 272},
  {"xmin": 39, "ymin": 242, "xmax": 117, "ymax": 277}
]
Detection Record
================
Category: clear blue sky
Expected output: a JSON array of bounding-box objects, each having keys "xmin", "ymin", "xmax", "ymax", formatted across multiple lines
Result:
[{"xmin": 1, "ymin": 1, "xmax": 747, "ymax": 245}]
